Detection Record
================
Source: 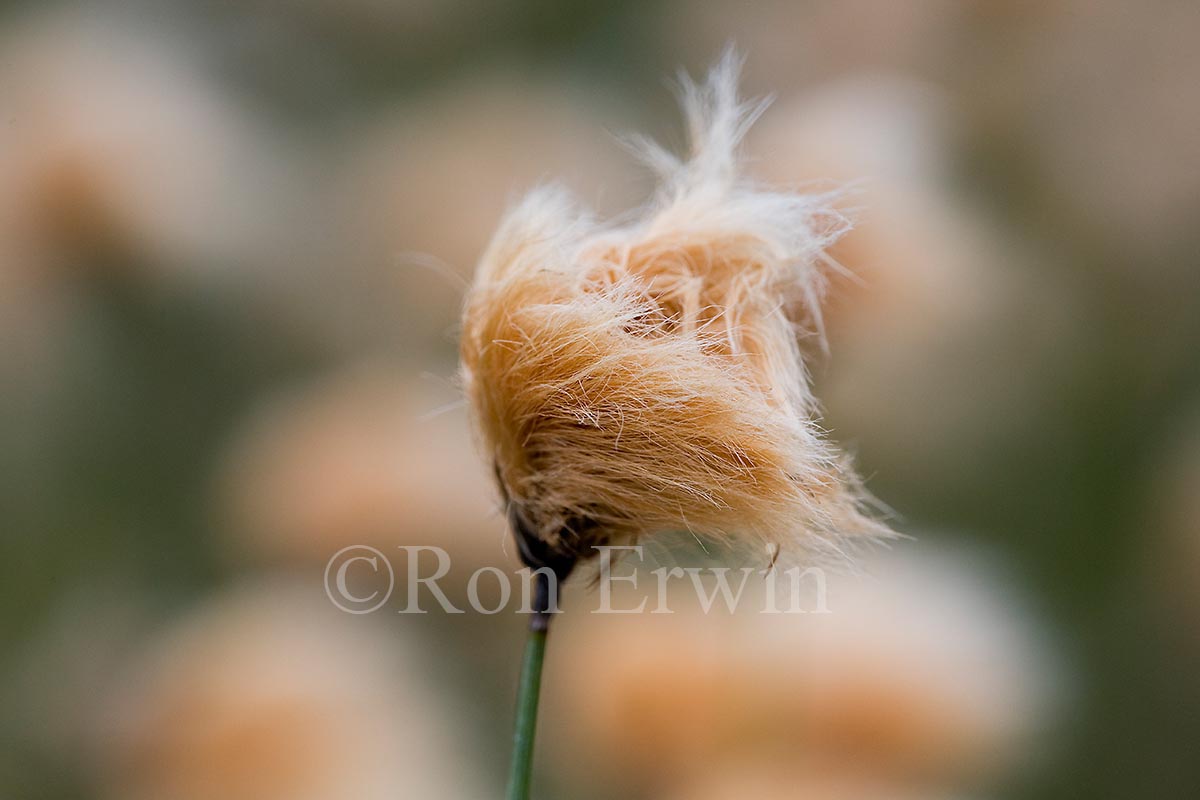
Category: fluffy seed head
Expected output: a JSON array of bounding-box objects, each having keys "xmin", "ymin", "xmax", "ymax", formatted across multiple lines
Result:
[{"xmin": 460, "ymin": 52, "xmax": 890, "ymax": 567}]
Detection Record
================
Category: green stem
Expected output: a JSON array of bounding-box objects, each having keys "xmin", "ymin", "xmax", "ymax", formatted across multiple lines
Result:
[
  {"xmin": 508, "ymin": 568, "xmax": 559, "ymax": 800},
  {"xmin": 506, "ymin": 614, "xmax": 548, "ymax": 800}
]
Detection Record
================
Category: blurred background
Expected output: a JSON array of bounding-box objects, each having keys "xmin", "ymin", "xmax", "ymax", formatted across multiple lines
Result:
[{"xmin": 2, "ymin": 1, "xmax": 1198, "ymax": 798}]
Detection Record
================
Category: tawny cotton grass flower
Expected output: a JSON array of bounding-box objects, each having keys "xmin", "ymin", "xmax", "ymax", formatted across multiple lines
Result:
[
  {"xmin": 461, "ymin": 53, "xmax": 891, "ymax": 574},
  {"xmin": 464, "ymin": 54, "xmax": 897, "ymax": 799}
]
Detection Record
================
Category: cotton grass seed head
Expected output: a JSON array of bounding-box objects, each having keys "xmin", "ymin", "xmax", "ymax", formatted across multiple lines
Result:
[{"xmin": 460, "ymin": 52, "xmax": 892, "ymax": 572}]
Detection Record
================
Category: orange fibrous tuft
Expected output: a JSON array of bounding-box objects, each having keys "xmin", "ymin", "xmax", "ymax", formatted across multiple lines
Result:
[{"xmin": 460, "ymin": 52, "xmax": 892, "ymax": 564}]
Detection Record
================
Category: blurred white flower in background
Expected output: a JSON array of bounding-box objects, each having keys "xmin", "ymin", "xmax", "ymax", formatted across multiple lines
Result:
[
  {"xmin": 550, "ymin": 543, "xmax": 1062, "ymax": 798},
  {"xmin": 750, "ymin": 76, "xmax": 995, "ymax": 340},
  {"xmin": 666, "ymin": 0, "xmax": 968, "ymax": 94},
  {"xmin": 92, "ymin": 578, "xmax": 486, "ymax": 800},
  {"xmin": 0, "ymin": 6, "xmax": 301, "ymax": 384},
  {"xmin": 659, "ymin": 760, "xmax": 965, "ymax": 800},
  {"xmin": 0, "ymin": 8, "xmax": 286, "ymax": 282},
  {"xmin": 749, "ymin": 76, "xmax": 1077, "ymax": 486},
  {"xmin": 323, "ymin": 72, "xmax": 642, "ymax": 351},
  {"xmin": 215, "ymin": 362, "xmax": 510, "ymax": 570},
  {"xmin": 1013, "ymin": 0, "xmax": 1200, "ymax": 261}
]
